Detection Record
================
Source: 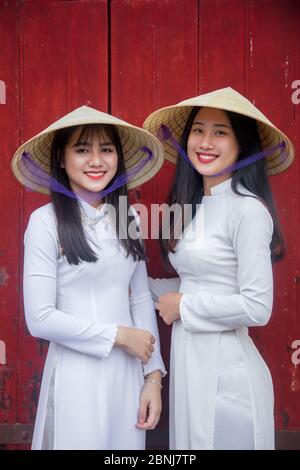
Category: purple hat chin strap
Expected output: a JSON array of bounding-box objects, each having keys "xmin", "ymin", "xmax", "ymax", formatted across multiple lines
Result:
[
  {"xmin": 211, "ymin": 141, "xmax": 287, "ymax": 177},
  {"xmin": 158, "ymin": 124, "xmax": 288, "ymax": 176},
  {"xmin": 21, "ymin": 146, "xmax": 154, "ymax": 199},
  {"xmin": 98, "ymin": 146, "xmax": 154, "ymax": 198},
  {"xmin": 158, "ymin": 124, "xmax": 194, "ymax": 169},
  {"xmin": 21, "ymin": 152, "xmax": 77, "ymax": 198}
]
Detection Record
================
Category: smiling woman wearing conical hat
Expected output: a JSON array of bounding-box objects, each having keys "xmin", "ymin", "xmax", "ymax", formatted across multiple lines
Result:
[
  {"xmin": 12, "ymin": 105, "xmax": 166, "ymax": 450},
  {"xmin": 144, "ymin": 87, "xmax": 295, "ymax": 450},
  {"xmin": 144, "ymin": 87, "xmax": 294, "ymax": 174}
]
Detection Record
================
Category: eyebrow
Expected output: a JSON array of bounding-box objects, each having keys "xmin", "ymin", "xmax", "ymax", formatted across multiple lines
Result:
[
  {"xmin": 192, "ymin": 121, "xmax": 231, "ymax": 129},
  {"xmin": 72, "ymin": 141, "xmax": 114, "ymax": 147}
]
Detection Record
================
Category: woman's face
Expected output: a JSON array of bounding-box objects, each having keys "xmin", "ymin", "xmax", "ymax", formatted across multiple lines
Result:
[
  {"xmin": 62, "ymin": 126, "xmax": 118, "ymax": 206},
  {"xmin": 187, "ymin": 107, "xmax": 239, "ymax": 178}
]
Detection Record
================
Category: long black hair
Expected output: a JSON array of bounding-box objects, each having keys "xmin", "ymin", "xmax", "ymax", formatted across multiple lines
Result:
[
  {"xmin": 161, "ymin": 107, "xmax": 284, "ymax": 267},
  {"xmin": 50, "ymin": 124, "xmax": 145, "ymax": 265}
]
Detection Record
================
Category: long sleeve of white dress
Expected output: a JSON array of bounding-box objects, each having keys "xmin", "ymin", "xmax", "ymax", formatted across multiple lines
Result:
[
  {"xmin": 23, "ymin": 209, "xmax": 117, "ymax": 359},
  {"xmin": 179, "ymin": 198, "xmax": 274, "ymax": 333},
  {"xmin": 129, "ymin": 261, "xmax": 167, "ymax": 377},
  {"xmin": 148, "ymin": 277, "xmax": 181, "ymax": 303}
]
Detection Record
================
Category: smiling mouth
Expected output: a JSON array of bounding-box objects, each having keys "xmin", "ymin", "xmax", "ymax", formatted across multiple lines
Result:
[
  {"xmin": 84, "ymin": 171, "xmax": 107, "ymax": 180},
  {"xmin": 196, "ymin": 153, "xmax": 219, "ymax": 164}
]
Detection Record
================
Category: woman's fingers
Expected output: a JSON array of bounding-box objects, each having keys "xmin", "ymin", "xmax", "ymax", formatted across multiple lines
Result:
[
  {"xmin": 137, "ymin": 399, "xmax": 147, "ymax": 426},
  {"xmin": 139, "ymin": 409, "xmax": 160, "ymax": 430}
]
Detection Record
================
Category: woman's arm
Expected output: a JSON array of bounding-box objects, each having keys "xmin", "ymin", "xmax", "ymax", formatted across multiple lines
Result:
[
  {"xmin": 130, "ymin": 261, "xmax": 166, "ymax": 430},
  {"xmin": 179, "ymin": 199, "xmax": 274, "ymax": 332},
  {"xmin": 157, "ymin": 199, "xmax": 274, "ymax": 332},
  {"xmin": 24, "ymin": 209, "xmax": 118, "ymax": 359},
  {"xmin": 148, "ymin": 277, "xmax": 181, "ymax": 304},
  {"xmin": 129, "ymin": 260, "xmax": 167, "ymax": 377}
]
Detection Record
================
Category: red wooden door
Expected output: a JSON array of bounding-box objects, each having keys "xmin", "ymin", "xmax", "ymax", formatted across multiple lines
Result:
[
  {"xmin": 0, "ymin": 0, "xmax": 109, "ymax": 448},
  {"xmin": 0, "ymin": 0, "xmax": 299, "ymax": 449}
]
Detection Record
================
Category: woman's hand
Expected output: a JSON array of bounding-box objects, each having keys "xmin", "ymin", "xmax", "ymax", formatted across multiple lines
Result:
[
  {"xmin": 115, "ymin": 326, "xmax": 155, "ymax": 363},
  {"xmin": 136, "ymin": 372, "xmax": 162, "ymax": 430},
  {"xmin": 156, "ymin": 292, "xmax": 183, "ymax": 325}
]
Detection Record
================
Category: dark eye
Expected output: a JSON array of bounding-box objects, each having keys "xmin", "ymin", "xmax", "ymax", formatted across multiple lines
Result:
[
  {"xmin": 193, "ymin": 128, "xmax": 203, "ymax": 134},
  {"xmin": 76, "ymin": 147, "xmax": 89, "ymax": 154},
  {"xmin": 101, "ymin": 147, "xmax": 115, "ymax": 153},
  {"xmin": 216, "ymin": 130, "xmax": 227, "ymax": 136}
]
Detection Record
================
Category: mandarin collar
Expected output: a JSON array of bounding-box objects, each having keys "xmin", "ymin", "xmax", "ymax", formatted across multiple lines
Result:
[
  {"xmin": 206, "ymin": 177, "xmax": 233, "ymax": 196},
  {"xmin": 78, "ymin": 197, "xmax": 107, "ymax": 222}
]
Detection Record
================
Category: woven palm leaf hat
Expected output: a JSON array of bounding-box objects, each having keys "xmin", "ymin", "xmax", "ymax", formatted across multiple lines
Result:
[
  {"xmin": 143, "ymin": 87, "xmax": 295, "ymax": 175},
  {"xmin": 12, "ymin": 105, "xmax": 164, "ymax": 194}
]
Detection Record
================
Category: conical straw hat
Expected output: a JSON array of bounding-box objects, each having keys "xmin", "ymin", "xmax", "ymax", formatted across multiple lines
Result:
[
  {"xmin": 12, "ymin": 105, "xmax": 164, "ymax": 194},
  {"xmin": 143, "ymin": 87, "xmax": 295, "ymax": 175}
]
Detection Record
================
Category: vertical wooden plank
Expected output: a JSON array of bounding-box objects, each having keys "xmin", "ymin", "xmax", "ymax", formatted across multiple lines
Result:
[
  {"xmin": 67, "ymin": 0, "xmax": 108, "ymax": 109},
  {"xmin": 18, "ymin": 0, "xmax": 68, "ymax": 426},
  {"xmin": 289, "ymin": 0, "xmax": 300, "ymax": 427},
  {"xmin": 246, "ymin": 0, "xmax": 298, "ymax": 430},
  {"xmin": 0, "ymin": 0, "xmax": 20, "ymax": 428},
  {"xmin": 200, "ymin": 0, "xmax": 246, "ymax": 93},
  {"xmin": 111, "ymin": 0, "xmax": 199, "ymax": 123},
  {"xmin": 111, "ymin": 0, "xmax": 199, "ymax": 271},
  {"xmin": 18, "ymin": 0, "xmax": 108, "ymax": 425},
  {"xmin": 111, "ymin": 0, "xmax": 199, "ymax": 446}
]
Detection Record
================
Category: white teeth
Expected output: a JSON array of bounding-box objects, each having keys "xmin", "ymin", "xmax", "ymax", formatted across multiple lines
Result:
[
  {"xmin": 85, "ymin": 172, "xmax": 105, "ymax": 175},
  {"xmin": 198, "ymin": 154, "xmax": 218, "ymax": 161}
]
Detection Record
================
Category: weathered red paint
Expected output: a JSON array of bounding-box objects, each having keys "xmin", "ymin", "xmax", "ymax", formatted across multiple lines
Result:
[
  {"xmin": 17, "ymin": 0, "xmax": 109, "ymax": 427},
  {"xmin": 244, "ymin": 0, "xmax": 300, "ymax": 430},
  {"xmin": 0, "ymin": 0, "xmax": 21, "ymax": 441},
  {"xmin": 0, "ymin": 0, "xmax": 299, "ymax": 448}
]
